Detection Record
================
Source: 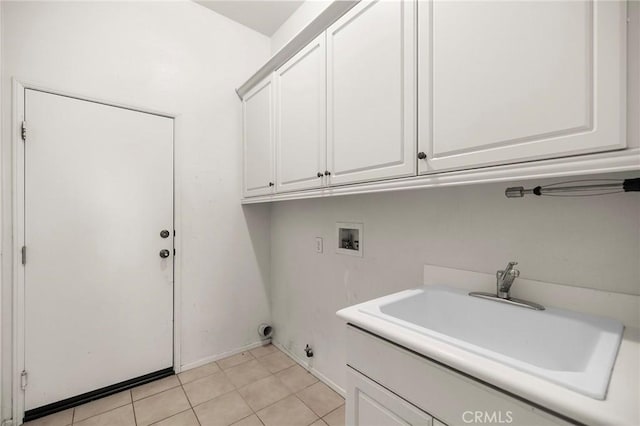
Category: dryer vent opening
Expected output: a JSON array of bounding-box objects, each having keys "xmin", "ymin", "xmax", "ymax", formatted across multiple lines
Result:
[{"xmin": 258, "ymin": 323, "xmax": 273, "ymax": 339}]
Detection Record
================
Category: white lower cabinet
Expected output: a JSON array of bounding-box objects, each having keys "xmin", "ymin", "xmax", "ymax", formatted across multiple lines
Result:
[
  {"xmin": 347, "ymin": 368, "xmax": 434, "ymax": 426},
  {"xmin": 345, "ymin": 326, "xmax": 572, "ymax": 426}
]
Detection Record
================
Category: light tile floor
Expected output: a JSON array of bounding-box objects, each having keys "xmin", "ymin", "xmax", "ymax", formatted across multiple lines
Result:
[{"xmin": 24, "ymin": 345, "xmax": 344, "ymax": 426}]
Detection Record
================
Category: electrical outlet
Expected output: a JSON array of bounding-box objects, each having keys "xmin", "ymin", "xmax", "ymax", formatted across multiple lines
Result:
[{"xmin": 315, "ymin": 237, "xmax": 323, "ymax": 253}]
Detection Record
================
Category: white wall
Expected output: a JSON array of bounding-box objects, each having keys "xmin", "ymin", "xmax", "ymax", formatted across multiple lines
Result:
[
  {"xmin": 270, "ymin": 173, "xmax": 640, "ymax": 392},
  {"xmin": 0, "ymin": 1, "xmax": 3, "ymax": 421},
  {"xmin": 269, "ymin": 0, "xmax": 640, "ymax": 394},
  {"xmin": 1, "ymin": 0, "xmax": 271, "ymax": 421}
]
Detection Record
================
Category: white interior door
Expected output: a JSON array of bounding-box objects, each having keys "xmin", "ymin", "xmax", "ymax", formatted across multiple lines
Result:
[{"xmin": 24, "ymin": 89, "xmax": 174, "ymax": 410}]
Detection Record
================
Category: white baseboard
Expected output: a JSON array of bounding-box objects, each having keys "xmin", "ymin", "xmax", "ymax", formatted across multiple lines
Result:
[
  {"xmin": 271, "ymin": 341, "xmax": 346, "ymax": 398},
  {"xmin": 179, "ymin": 339, "xmax": 346, "ymax": 399},
  {"xmin": 180, "ymin": 340, "xmax": 270, "ymax": 372}
]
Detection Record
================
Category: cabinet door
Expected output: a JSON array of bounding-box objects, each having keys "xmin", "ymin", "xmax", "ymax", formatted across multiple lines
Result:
[
  {"xmin": 243, "ymin": 76, "xmax": 275, "ymax": 197},
  {"xmin": 418, "ymin": 0, "xmax": 626, "ymax": 174},
  {"xmin": 347, "ymin": 368, "xmax": 432, "ymax": 426},
  {"xmin": 327, "ymin": 0, "xmax": 416, "ymax": 186},
  {"xmin": 275, "ymin": 33, "xmax": 326, "ymax": 193}
]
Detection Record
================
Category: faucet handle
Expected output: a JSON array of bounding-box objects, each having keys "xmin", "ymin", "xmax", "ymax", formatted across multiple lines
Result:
[
  {"xmin": 497, "ymin": 261, "xmax": 520, "ymax": 284},
  {"xmin": 497, "ymin": 262, "xmax": 520, "ymax": 299},
  {"xmin": 497, "ymin": 269, "xmax": 519, "ymax": 281},
  {"xmin": 503, "ymin": 261, "xmax": 518, "ymax": 275}
]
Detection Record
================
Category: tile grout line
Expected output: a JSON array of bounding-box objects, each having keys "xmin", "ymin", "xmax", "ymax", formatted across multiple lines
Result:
[
  {"xmin": 142, "ymin": 389, "xmax": 197, "ymax": 426},
  {"xmin": 194, "ymin": 347, "xmax": 335, "ymax": 425},
  {"xmin": 320, "ymin": 403, "xmax": 346, "ymax": 426},
  {"xmin": 132, "ymin": 401, "xmax": 138, "ymax": 426},
  {"xmin": 87, "ymin": 383, "xmax": 183, "ymax": 426},
  {"xmin": 248, "ymin": 374, "xmax": 317, "ymax": 416},
  {"xmin": 233, "ymin": 413, "xmax": 265, "ymax": 426},
  {"xmin": 232, "ymin": 345, "xmax": 279, "ymax": 425},
  {"xmin": 180, "ymin": 354, "xmax": 253, "ymax": 388},
  {"xmin": 133, "ymin": 390, "xmax": 177, "ymax": 405},
  {"xmin": 244, "ymin": 377, "xmax": 288, "ymax": 418},
  {"xmin": 233, "ymin": 371, "xmax": 276, "ymax": 426},
  {"xmin": 33, "ymin": 346, "xmax": 341, "ymax": 426},
  {"xmin": 216, "ymin": 351, "xmax": 256, "ymax": 372},
  {"xmin": 71, "ymin": 391, "xmax": 132, "ymax": 425},
  {"xmin": 201, "ymin": 352, "xmax": 312, "ymax": 424},
  {"xmin": 128, "ymin": 389, "xmax": 137, "ymax": 426},
  {"xmin": 177, "ymin": 348, "xmax": 275, "ymax": 392},
  {"xmin": 148, "ymin": 408, "xmax": 195, "ymax": 426},
  {"xmin": 179, "ymin": 377, "xmax": 202, "ymax": 426},
  {"xmin": 187, "ymin": 359, "xmax": 264, "ymax": 425}
]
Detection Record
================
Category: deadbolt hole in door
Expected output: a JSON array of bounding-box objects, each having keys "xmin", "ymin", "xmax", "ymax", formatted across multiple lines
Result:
[{"xmin": 23, "ymin": 89, "xmax": 175, "ymax": 420}]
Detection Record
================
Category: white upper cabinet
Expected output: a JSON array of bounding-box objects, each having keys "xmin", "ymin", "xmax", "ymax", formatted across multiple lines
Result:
[
  {"xmin": 240, "ymin": 0, "xmax": 633, "ymax": 201},
  {"xmin": 418, "ymin": 0, "xmax": 627, "ymax": 174},
  {"xmin": 326, "ymin": 0, "xmax": 417, "ymax": 186},
  {"xmin": 243, "ymin": 76, "xmax": 275, "ymax": 197},
  {"xmin": 275, "ymin": 33, "xmax": 327, "ymax": 193}
]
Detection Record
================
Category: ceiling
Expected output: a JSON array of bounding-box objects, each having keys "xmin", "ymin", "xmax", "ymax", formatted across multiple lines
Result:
[{"xmin": 195, "ymin": 1, "xmax": 304, "ymax": 36}]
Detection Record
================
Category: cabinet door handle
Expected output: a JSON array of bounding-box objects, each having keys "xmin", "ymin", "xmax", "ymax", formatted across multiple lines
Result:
[
  {"xmin": 324, "ymin": 171, "xmax": 331, "ymax": 176},
  {"xmin": 268, "ymin": 182, "xmax": 274, "ymax": 187},
  {"xmin": 417, "ymin": 152, "xmax": 427, "ymax": 160},
  {"xmin": 317, "ymin": 172, "xmax": 324, "ymax": 178}
]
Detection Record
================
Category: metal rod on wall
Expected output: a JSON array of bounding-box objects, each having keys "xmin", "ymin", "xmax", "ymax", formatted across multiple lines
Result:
[{"xmin": 505, "ymin": 178, "xmax": 640, "ymax": 198}]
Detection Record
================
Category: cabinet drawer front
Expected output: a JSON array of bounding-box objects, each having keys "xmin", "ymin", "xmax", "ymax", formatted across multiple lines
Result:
[
  {"xmin": 347, "ymin": 367, "xmax": 433, "ymax": 426},
  {"xmin": 346, "ymin": 326, "xmax": 572, "ymax": 426},
  {"xmin": 276, "ymin": 33, "xmax": 327, "ymax": 193},
  {"xmin": 418, "ymin": 0, "xmax": 626, "ymax": 174},
  {"xmin": 327, "ymin": 0, "xmax": 417, "ymax": 186}
]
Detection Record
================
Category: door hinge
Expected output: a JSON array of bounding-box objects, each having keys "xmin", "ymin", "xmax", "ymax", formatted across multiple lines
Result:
[
  {"xmin": 173, "ymin": 248, "xmax": 176, "ymax": 256},
  {"xmin": 21, "ymin": 121, "xmax": 27, "ymax": 141},
  {"xmin": 20, "ymin": 370, "xmax": 28, "ymax": 390},
  {"xmin": 21, "ymin": 246, "xmax": 26, "ymax": 265}
]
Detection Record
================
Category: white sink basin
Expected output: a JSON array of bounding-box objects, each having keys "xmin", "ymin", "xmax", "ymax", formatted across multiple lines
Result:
[{"xmin": 357, "ymin": 285, "xmax": 624, "ymax": 399}]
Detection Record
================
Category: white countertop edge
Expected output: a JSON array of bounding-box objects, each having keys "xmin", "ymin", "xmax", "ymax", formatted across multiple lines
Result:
[{"xmin": 337, "ymin": 305, "xmax": 639, "ymax": 426}]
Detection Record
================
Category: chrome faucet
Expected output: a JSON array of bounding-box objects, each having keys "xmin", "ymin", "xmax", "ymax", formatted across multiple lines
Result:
[
  {"xmin": 496, "ymin": 261, "xmax": 520, "ymax": 299},
  {"xmin": 469, "ymin": 261, "xmax": 544, "ymax": 310}
]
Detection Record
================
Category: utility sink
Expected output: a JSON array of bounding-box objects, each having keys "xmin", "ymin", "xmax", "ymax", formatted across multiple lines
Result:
[{"xmin": 357, "ymin": 285, "xmax": 624, "ymax": 400}]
